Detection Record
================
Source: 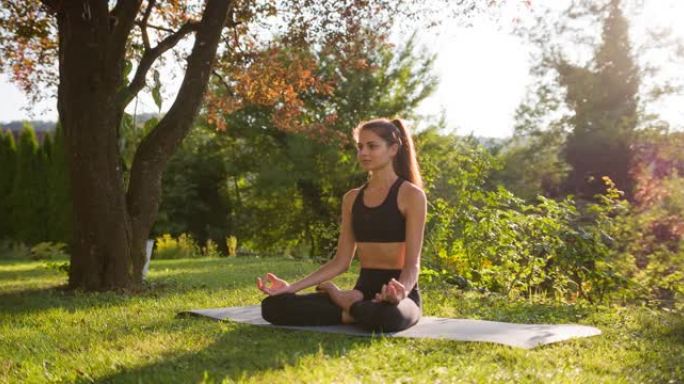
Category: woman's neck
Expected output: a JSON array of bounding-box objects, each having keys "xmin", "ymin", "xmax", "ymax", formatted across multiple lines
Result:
[{"xmin": 368, "ymin": 166, "xmax": 398, "ymax": 189}]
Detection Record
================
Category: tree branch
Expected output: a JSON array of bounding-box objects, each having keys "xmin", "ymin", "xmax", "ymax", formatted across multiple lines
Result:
[
  {"xmin": 126, "ymin": 0, "xmax": 232, "ymax": 269},
  {"xmin": 212, "ymin": 69, "xmax": 232, "ymax": 93},
  {"xmin": 109, "ymin": 0, "xmax": 143, "ymax": 61},
  {"xmin": 139, "ymin": 0, "xmax": 155, "ymax": 50},
  {"xmin": 142, "ymin": 22, "xmax": 176, "ymax": 34},
  {"xmin": 117, "ymin": 20, "xmax": 200, "ymax": 108}
]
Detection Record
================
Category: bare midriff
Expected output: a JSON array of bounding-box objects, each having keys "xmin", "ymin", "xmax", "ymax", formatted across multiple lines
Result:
[{"xmin": 356, "ymin": 242, "xmax": 405, "ymax": 269}]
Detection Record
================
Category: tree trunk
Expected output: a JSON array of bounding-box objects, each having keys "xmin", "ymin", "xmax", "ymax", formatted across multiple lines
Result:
[
  {"xmin": 56, "ymin": 0, "xmax": 231, "ymax": 291},
  {"xmin": 57, "ymin": 1, "xmax": 134, "ymax": 290}
]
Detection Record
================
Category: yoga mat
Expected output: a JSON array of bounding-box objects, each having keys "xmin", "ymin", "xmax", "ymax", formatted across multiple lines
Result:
[{"xmin": 179, "ymin": 305, "xmax": 601, "ymax": 349}]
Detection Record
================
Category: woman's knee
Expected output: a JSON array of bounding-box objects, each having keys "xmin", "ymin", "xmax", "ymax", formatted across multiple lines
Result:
[
  {"xmin": 261, "ymin": 294, "xmax": 291, "ymax": 324},
  {"xmin": 379, "ymin": 299, "xmax": 422, "ymax": 331},
  {"xmin": 353, "ymin": 301, "xmax": 420, "ymax": 332},
  {"xmin": 376, "ymin": 307, "xmax": 415, "ymax": 332}
]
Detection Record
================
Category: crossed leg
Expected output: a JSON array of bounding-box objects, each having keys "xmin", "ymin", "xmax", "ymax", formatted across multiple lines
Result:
[
  {"xmin": 261, "ymin": 281, "xmax": 420, "ymax": 331},
  {"xmin": 315, "ymin": 281, "xmax": 420, "ymax": 331},
  {"xmin": 316, "ymin": 281, "xmax": 363, "ymax": 323}
]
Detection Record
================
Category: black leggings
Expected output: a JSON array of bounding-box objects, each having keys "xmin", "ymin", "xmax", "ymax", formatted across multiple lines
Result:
[{"xmin": 261, "ymin": 268, "xmax": 421, "ymax": 332}]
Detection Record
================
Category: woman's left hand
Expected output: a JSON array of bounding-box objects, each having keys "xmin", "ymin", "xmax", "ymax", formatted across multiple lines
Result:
[
  {"xmin": 372, "ymin": 278, "xmax": 407, "ymax": 305},
  {"xmin": 256, "ymin": 272, "xmax": 292, "ymax": 296}
]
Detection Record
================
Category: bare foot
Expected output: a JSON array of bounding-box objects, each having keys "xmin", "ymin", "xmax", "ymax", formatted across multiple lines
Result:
[
  {"xmin": 341, "ymin": 310, "xmax": 355, "ymax": 324},
  {"xmin": 316, "ymin": 281, "xmax": 363, "ymax": 312}
]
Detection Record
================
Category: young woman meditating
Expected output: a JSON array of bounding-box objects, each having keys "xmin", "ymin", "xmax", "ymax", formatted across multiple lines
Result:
[{"xmin": 257, "ymin": 118, "xmax": 427, "ymax": 332}]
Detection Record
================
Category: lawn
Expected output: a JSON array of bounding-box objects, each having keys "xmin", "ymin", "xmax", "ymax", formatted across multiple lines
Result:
[{"xmin": 1, "ymin": 256, "xmax": 682, "ymax": 383}]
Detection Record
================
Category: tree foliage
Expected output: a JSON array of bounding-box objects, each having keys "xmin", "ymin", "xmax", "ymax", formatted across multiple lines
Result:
[
  {"xmin": 154, "ymin": 29, "xmax": 438, "ymax": 258},
  {"xmin": 510, "ymin": 0, "xmax": 684, "ymax": 202},
  {"xmin": 558, "ymin": 0, "xmax": 639, "ymax": 199},
  {"xmin": 0, "ymin": 0, "xmax": 473, "ymax": 290},
  {"xmin": 8, "ymin": 125, "xmax": 48, "ymax": 244},
  {"xmin": 0, "ymin": 130, "xmax": 17, "ymax": 238},
  {"xmin": 45, "ymin": 124, "xmax": 72, "ymax": 245}
]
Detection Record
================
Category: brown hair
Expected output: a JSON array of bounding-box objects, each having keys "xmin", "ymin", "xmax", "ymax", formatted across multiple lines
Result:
[{"xmin": 352, "ymin": 117, "xmax": 423, "ymax": 189}]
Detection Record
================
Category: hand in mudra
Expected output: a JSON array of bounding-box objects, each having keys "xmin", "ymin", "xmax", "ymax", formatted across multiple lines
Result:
[
  {"xmin": 256, "ymin": 272, "xmax": 292, "ymax": 296},
  {"xmin": 372, "ymin": 278, "xmax": 407, "ymax": 305}
]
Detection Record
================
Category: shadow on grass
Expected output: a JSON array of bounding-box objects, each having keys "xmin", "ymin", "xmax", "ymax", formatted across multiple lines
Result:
[
  {"xmin": 0, "ymin": 257, "xmax": 326, "ymax": 318},
  {"xmin": 0, "ymin": 285, "xmax": 136, "ymax": 317},
  {"xmin": 90, "ymin": 323, "xmax": 371, "ymax": 383}
]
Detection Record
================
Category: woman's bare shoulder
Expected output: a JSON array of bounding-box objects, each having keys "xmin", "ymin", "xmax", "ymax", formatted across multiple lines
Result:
[
  {"xmin": 342, "ymin": 187, "xmax": 362, "ymax": 207},
  {"xmin": 398, "ymin": 181, "xmax": 426, "ymax": 217},
  {"xmin": 399, "ymin": 180, "xmax": 426, "ymax": 202},
  {"xmin": 342, "ymin": 187, "xmax": 361, "ymax": 201}
]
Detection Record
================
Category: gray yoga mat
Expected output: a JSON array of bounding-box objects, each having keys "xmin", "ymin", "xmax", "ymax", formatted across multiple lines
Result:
[{"xmin": 179, "ymin": 305, "xmax": 601, "ymax": 349}]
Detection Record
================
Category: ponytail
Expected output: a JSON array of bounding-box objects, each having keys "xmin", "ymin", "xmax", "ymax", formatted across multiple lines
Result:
[{"xmin": 391, "ymin": 118, "xmax": 423, "ymax": 189}]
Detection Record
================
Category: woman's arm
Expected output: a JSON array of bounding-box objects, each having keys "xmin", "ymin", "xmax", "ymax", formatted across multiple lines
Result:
[
  {"xmin": 262, "ymin": 189, "xmax": 358, "ymax": 294},
  {"xmin": 397, "ymin": 185, "xmax": 427, "ymax": 293}
]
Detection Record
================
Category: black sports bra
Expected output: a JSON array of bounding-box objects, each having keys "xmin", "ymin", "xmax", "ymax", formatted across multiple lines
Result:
[{"xmin": 351, "ymin": 177, "xmax": 406, "ymax": 242}]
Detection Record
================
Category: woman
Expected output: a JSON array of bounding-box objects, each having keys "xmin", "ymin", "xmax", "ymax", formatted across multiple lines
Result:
[{"xmin": 257, "ymin": 118, "xmax": 427, "ymax": 332}]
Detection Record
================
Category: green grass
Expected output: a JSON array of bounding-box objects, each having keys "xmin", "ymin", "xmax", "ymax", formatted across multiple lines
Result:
[{"xmin": 1, "ymin": 256, "xmax": 682, "ymax": 383}]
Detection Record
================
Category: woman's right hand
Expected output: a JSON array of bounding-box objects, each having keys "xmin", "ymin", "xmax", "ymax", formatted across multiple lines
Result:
[
  {"xmin": 372, "ymin": 278, "xmax": 406, "ymax": 305},
  {"xmin": 256, "ymin": 272, "xmax": 292, "ymax": 296}
]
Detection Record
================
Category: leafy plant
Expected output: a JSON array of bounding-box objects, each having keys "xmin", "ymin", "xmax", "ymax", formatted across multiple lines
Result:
[
  {"xmin": 154, "ymin": 233, "xmax": 201, "ymax": 259},
  {"xmin": 29, "ymin": 242, "xmax": 69, "ymax": 260}
]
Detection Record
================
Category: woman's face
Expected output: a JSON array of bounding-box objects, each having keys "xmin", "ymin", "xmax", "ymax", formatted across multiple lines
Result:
[{"xmin": 356, "ymin": 129, "xmax": 398, "ymax": 171}]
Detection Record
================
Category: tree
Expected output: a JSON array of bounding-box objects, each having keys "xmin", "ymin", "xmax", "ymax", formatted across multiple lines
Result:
[
  {"xmin": 559, "ymin": 0, "xmax": 639, "ymax": 200},
  {"xmin": 1, "ymin": 0, "xmax": 487, "ymax": 291},
  {"xmin": 0, "ymin": 0, "xmax": 234, "ymax": 290},
  {"xmin": 9, "ymin": 125, "xmax": 48, "ymax": 244},
  {"xmin": 153, "ymin": 30, "xmax": 438, "ymax": 258},
  {"xmin": 0, "ymin": 129, "xmax": 16, "ymax": 239},
  {"xmin": 492, "ymin": 82, "xmax": 572, "ymax": 201},
  {"xmin": 512, "ymin": 0, "xmax": 684, "ymax": 201},
  {"xmin": 45, "ymin": 124, "xmax": 72, "ymax": 245},
  {"xmin": 154, "ymin": 123, "xmax": 233, "ymax": 254}
]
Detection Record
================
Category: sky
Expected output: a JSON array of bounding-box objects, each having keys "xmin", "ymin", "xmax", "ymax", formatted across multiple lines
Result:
[
  {"xmin": 407, "ymin": 19, "xmax": 532, "ymax": 137},
  {"xmin": 406, "ymin": 0, "xmax": 684, "ymax": 137},
  {"xmin": 1, "ymin": 0, "xmax": 682, "ymax": 138}
]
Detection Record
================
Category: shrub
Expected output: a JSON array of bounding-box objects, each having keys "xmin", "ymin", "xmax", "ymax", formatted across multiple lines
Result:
[
  {"xmin": 203, "ymin": 239, "xmax": 221, "ymax": 258},
  {"xmin": 424, "ymin": 178, "xmax": 632, "ymax": 304},
  {"xmin": 44, "ymin": 260, "xmax": 70, "ymax": 275},
  {"xmin": 154, "ymin": 233, "xmax": 201, "ymax": 259},
  {"xmin": 0, "ymin": 240, "xmax": 30, "ymax": 260},
  {"xmin": 30, "ymin": 242, "xmax": 69, "ymax": 260},
  {"xmin": 225, "ymin": 235, "xmax": 237, "ymax": 257}
]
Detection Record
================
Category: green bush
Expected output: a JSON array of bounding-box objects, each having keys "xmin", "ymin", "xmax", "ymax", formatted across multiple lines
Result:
[
  {"xmin": 619, "ymin": 177, "xmax": 684, "ymax": 306},
  {"xmin": 0, "ymin": 240, "xmax": 70, "ymax": 261},
  {"xmin": 0, "ymin": 240, "xmax": 30, "ymax": 260},
  {"xmin": 154, "ymin": 233, "xmax": 201, "ymax": 259},
  {"xmin": 424, "ymin": 177, "xmax": 632, "ymax": 304},
  {"xmin": 29, "ymin": 242, "xmax": 69, "ymax": 260},
  {"xmin": 225, "ymin": 235, "xmax": 238, "ymax": 257},
  {"xmin": 203, "ymin": 239, "xmax": 222, "ymax": 258}
]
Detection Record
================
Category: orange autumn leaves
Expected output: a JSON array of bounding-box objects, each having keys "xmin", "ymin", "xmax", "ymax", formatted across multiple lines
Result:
[
  {"xmin": 206, "ymin": 46, "xmax": 339, "ymax": 138},
  {"xmin": 1, "ymin": 0, "xmax": 376, "ymax": 143},
  {"xmin": 0, "ymin": 0, "xmax": 57, "ymax": 98}
]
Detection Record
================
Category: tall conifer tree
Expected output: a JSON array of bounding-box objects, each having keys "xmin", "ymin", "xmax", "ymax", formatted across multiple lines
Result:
[
  {"xmin": 559, "ymin": 0, "xmax": 639, "ymax": 199},
  {"xmin": 0, "ymin": 130, "xmax": 17, "ymax": 238},
  {"xmin": 10, "ymin": 125, "xmax": 47, "ymax": 244},
  {"xmin": 46, "ymin": 123, "xmax": 72, "ymax": 245}
]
